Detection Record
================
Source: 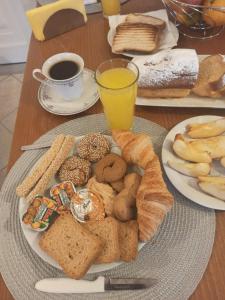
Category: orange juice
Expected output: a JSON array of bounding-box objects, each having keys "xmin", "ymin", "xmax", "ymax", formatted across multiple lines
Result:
[
  {"xmin": 98, "ymin": 67, "xmax": 137, "ymax": 130},
  {"xmin": 101, "ymin": 0, "xmax": 120, "ymax": 17}
]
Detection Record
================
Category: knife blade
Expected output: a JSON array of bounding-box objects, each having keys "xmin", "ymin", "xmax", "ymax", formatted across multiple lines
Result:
[{"xmin": 35, "ymin": 276, "xmax": 156, "ymax": 293}]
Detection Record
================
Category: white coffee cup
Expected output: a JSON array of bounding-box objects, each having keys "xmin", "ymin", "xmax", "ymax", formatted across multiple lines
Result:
[{"xmin": 33, "ymin": 52, "xmax": 84, "ymax": 101}]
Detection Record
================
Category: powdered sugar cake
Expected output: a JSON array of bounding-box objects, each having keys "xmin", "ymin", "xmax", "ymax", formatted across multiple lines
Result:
[{"xmin": 133, "ymin": 49, "xmax": 199, "ymax": 89}]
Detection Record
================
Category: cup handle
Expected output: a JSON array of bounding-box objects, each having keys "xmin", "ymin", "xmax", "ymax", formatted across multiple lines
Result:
[{"xmin": 32, "ymin": 69, "xmax": 48, "ymax": 84}]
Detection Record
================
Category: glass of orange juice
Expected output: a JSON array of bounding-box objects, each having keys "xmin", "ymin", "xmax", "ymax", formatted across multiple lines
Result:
[
  {"xmin": 95, "ymin": 58, "xmax": 139, "ymax": 130},
  {"xmin": 101, "ymin": 0, "xmax": 120, "ymax": 17}
]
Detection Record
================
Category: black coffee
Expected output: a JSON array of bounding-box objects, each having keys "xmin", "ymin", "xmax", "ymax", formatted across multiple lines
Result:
[{"xmin": 49, "ymin": 60, "xmax": 79, "ymax": 80}]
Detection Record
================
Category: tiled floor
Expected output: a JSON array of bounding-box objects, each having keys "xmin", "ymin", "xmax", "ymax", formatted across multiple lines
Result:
[{"xmin": 0, "ymin": 72, "xmax": 24, "ymax": 189}]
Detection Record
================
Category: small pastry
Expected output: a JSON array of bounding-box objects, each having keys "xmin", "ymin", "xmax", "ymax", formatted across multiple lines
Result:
[
  {"xmin": 87, "ymin": 177, "xmax": 116, "ymax": 216},
  {"xmin": 95, "ymin": 153, "xmax": 127, "ymax": 183},
  {"xmin": 173, "ymin": 134, "xmax": 211, "ymax": 163},
  {"xmin": 186, "ymin": 117, "xmax": 225, "ymax": 138},
  {"xmin": 110, "ymin": 179, "xmax": 125, "ymax": 193},
  {"xmin": 167, "ymin": 160, "xmax": 211, "ymax": 177},
  {"xmin": 198, "ymin": 176, "xmax": 225, "ymax": 201},
  {"xmin": 58, "ymin": 155, "xmax": 91, "ymax": 186},
  {"xmin": 113, "ymin": 173, "xmax": 141, "ymax": 222},
  {"xmin": 77, "ymin": 133, "xmax": 110, "ymax": 162}
]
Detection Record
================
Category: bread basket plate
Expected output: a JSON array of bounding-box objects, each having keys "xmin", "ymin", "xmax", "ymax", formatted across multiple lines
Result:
[
  {"xmin": 107, "ymin": 10, "xmax": 179, "ymax": 58},
  {"xmin": 136, "ymin": 55, "xmax": 225, "ymax": 108},
  {"xmin": 162, "ymin": 115, "xmax": 225, "ymax": 210},
  {"xmin": 19, "ymin": 134, "xmax": 145, "ymax": 273}
]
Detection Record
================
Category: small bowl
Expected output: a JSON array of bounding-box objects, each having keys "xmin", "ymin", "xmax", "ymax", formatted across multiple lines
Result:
[{"xmin": 162, "ymin": 0, "xmax": 225, "ymax": 39}]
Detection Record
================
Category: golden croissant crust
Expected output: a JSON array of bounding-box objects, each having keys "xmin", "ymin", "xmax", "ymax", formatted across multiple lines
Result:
[
  {"xmin": 112, "ymin": 129, "xmax": 174, "ymax": 241},
  {"xmin": 112, "ymin": 130, "xmax": 155, "ymax": 169},
  {"xmin": 137, "ymin": 155, "xmax": 174, "ymax": 241}
]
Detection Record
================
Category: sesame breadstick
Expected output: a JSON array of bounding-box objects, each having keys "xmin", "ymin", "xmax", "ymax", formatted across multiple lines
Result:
[
  {"xmin": 26, "ymin": 135, "xmax": 75, "ymax": 202},
  {"xmin": 16, "ymin": 134, "xmax": 65, "ymax": 198}
]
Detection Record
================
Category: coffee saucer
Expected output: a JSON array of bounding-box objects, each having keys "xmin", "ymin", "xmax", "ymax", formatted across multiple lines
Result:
[{"xmin": 38, "ymin": 68, "xmax": 99, "ymax": 116}]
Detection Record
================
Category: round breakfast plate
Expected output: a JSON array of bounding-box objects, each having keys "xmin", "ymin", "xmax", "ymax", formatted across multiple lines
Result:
[
  {"xmin": 162, "ymin": 115, "xmax": 225, "ymax": 211},
  {"xmin": 107, "ymin": 21, "xmax": 179, "ymax": 58},
  {"xmin": 0, "ymin": 115, "xmax": 215, "ymax": 300},
  {"xmin": 18, "ymin": 135, "xmax": 145, "ymax": 274},
  {"xmin": 38, "ymin": 68, "xmax": 99, "ymax": 116}
]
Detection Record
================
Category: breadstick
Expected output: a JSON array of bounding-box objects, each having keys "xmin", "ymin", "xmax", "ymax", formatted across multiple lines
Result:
[
  {"xmin": 16, "ymin": 134, "xmax": 65, "ymax": 198},
  {"xmin": 26, "ymin": 135, "xmax": 75, "ymax": 202}
]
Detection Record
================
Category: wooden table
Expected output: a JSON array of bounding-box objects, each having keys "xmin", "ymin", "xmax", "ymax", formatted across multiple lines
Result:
[{"xmin": 1, "ymin": 0, "xmax": 225, "ymax": 299}]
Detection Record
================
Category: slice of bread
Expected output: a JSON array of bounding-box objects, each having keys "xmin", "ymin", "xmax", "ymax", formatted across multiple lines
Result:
[
  {"xmin": 192, "ymin": 55, "xmax": 225, "ymax": 98},
  {"xmin": 39, "ymin": 212, "xmax": 104, "ymax": 279},
  {"xmin": 125, "ymin": 13, "xmax": 166, "ymax": 29},
  {"xmin": 84, "ymin": 217, "xmax": 120, "ymax": 264},
  {"xmin": 118, "ymin": 220, "xmax": 139, "ymax": 262},
  {"xmin": 138, "ymin": 87, "xmax": 190, "ymax": 98},
  {"xmin": 112, "ymin": 23, "xmax": 159, "ymax": 54}
]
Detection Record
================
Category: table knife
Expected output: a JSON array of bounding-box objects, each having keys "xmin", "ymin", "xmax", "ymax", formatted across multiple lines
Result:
[{"xmin": 35, "ymin": 276, "xmax": 156, "ymax": 293}]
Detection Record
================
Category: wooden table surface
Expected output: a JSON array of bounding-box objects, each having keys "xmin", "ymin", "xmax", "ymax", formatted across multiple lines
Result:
[{"xmin": 1, "ymin": 0, "xmax": 225, "ymax": 299}]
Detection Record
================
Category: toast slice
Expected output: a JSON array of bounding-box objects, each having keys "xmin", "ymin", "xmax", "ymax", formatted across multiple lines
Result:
[
  {"xmin": 112, "ymin": 23, "xmax": 159, "ymax": 54},
  {"xmin": 138, "ymin": 87, "xmax": 190, "ymax": 98},
  {"xmin": 39, "ymin": 212, "xmax": 104, "ymax": 279},
  {"xmin": 125, "ymin": 13, "xmax": 166, "ymax": 29},
  {"xmin": 84, "ymin": 217, "xmax": 120, "ymax": 264},
  {"xmin": 119, "ymin": 220, "xmax": 139, "ymax": 262},
  {"xmin": 192, "ymin": 55, "xmax": 225, "ymax": 98}
]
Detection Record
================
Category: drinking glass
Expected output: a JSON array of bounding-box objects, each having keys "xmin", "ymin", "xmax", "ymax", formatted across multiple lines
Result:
[
  {"xmin": 101, "ymin": 0, "xmax": 120, "ymax": 17},
  {"xmin": 95, "ymin": 58, "xmax": 139, "ymax": 130}
]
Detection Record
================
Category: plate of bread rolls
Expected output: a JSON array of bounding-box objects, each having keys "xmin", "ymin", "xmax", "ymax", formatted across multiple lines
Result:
[
  {"xmin": 162, "ymin": 115, "xmax": 225, "ymax": 210},
  {"xmin": 17, "ymin": 130, "xmax": 174, "ymax": 279},
  {"xmin": 134, "ymin": 51, "xmax": 225, "ymax": 107}
]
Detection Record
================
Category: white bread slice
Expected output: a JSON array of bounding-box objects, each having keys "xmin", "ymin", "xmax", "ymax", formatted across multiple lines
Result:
[
  {"xmin": 125, "ymin": 13, "xmax": 166, "ymax": 29},
  {"xmin": 112, "ymin": 23, "xmax": 159, "ymax": 53}
]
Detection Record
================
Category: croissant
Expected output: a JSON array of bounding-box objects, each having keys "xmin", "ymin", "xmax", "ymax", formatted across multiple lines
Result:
[
  {"xmin": 137, "ymin": 155, "xmax": 174, "ymax": 241},
  {"xmin": 112, "ymin": 130, "xmax": 155, "ymax": 169}
]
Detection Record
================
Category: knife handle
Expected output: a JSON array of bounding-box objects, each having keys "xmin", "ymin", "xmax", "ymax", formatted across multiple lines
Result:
[{"xmin": 35, "ymin": 276, "xmax": 105, "ymax": 293}]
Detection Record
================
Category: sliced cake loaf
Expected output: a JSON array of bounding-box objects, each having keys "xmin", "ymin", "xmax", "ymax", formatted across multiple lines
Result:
[
  {"xmin": 39, "ymin": 212, "xmax": 104, "ymax": 279},
  {"xmin": 133, "ymin": 49, "xmax": 199, "ymax": 98}
]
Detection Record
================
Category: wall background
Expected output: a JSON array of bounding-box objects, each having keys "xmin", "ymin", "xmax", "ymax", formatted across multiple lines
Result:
[{"xmin": 21, "ymin": 0, "xmax": 36, "ymax": 10}]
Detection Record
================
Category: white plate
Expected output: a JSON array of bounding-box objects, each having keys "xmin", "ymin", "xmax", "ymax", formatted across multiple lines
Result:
[
  {"xmin": 19, "ymin": 135, "xmax": 145, "ymax": 273},
  {"xmin": 108, "ymin": 21, "xmax": 179, "ymax": 58},
  {"xmin": 38, "ymin": 68, "xmax": 99, "ymax": 116},
  {"xmin": 136, "ymin": 55, "xmax": 225, "ymax": 108},
  {"xmin": 162, "ymin": 115, "xmax": 225, "ymax": 210}
]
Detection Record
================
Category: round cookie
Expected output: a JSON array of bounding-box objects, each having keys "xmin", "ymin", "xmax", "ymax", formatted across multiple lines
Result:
[
  {"xmin": 95, "ymin": 153, "xmax": 127, "ymax": 183},
  {"xmin": 58, "ymin": 155, "xmax": 91, "ymax": 186},
  {"xmin": 77, "ymin": 133, "xmax": 110, "ymax": 162}
]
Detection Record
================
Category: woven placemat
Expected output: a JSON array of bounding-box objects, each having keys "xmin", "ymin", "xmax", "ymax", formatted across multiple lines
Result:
[{"xmin": 0, "ymin": 114, "xmax": 215, "ymax": 300}]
